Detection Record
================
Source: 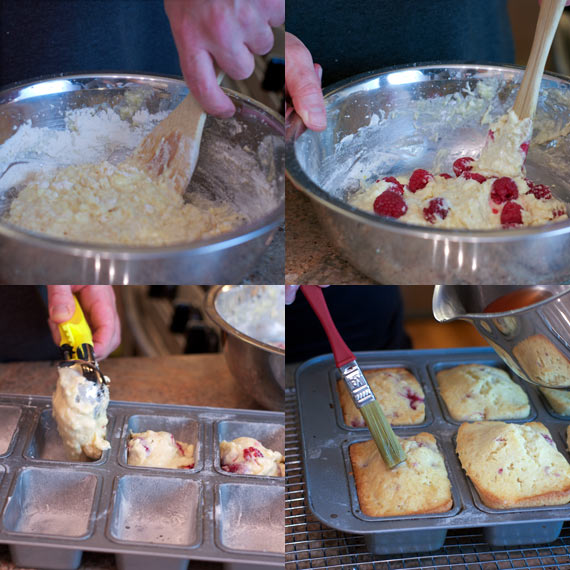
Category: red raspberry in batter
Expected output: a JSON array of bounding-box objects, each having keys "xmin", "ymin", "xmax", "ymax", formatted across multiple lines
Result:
[
  {"xmin": 243, "ymin": 446, "xmax": 264, "ymax": 460},
  {"xmin": 408, "ymin": 169, "xmax": 433, "ymax": 192},
  {"xmin": 491, "ymin": 177, "xmax": 518, "ymax": 204},
  {"xmin": 520, "ymin": 142, "xmax": 529, "ymax": 155},
  {"xmin": 381, "ymin": 176, "xmax": 405, "ymax": 195},
  {"xmin": 553, "ymin": 209, "xmax": 566, "ymax": 218},
  {"xmin": 452, "ymin": 157, "xmax": 475, "ymax": 177},
  {"xmin": 461, "ymin": 171, "xmax": 487, "ymax": 183},
  {"xmin": 373, "ymin": 190, "xmax": 408, "ymax": 218},
  {"xmin": 439, "ymin": 173, "xmax": 452, "ymax": 179},
  {"xmin": 525, "ymin": 179, "xmax": 552, "ymax": 200},
  {"xmin": 423, "ymin": 197, "xmax": 449, "ymax": 224},
  {"xmin": 500, "ymin": 201, "xmax": 523, "ymax": 227},
  {"xmin": 488, "ymin": 129, "xmax": 495, "ymax": 141}
]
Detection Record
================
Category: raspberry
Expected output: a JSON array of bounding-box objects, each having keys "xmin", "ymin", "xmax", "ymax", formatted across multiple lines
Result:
[
  {"xmin": 461, "ymin": 171, "xmax": 487, "ymax": 183},
  {"xmin": 488, "ymin": 129, "xmax": 495, "ymax": 141},
  {"xmin": 381, "ymin": 176, "xmax": 405, "ymax": 195},
  {"xmin": 223, "ymin": 464, "xmax": 240, "ymax": 473},
  {"xmin": 452, "ymin": 157, "xmax": 475, "ymax": 177},
  {"xmin": 500, "ymin": 201, "xmax": 523, "ymax": 227},
  {"xmin": 407, "ymin": 169, "xmax": 433, "ymax": 192},
  {"xmin": 525, "ymin": 179, "xmax": 552, "ymax": 200},
  {"xmin": 553, "ymin": 209, "xmax": 566, "ymax": 218},
  {"xmin": 520, "ymin": 142, "xmax": 529, "ymax": 155},
  {"xmin": 399, "ymin": 388, "xmax": 424, "ymax": 410},
  {"xmin": 243, "ymin": 446, "xmax": 264, "ymax": 460},
  {"xmin": 175, "ymin": 441, "xmax": 185, "ymax": 455},
  {"xmin": 373, "ymin": 190, "xmax": 408, "ymax": 218},
  {"xmin": 423, "ymin": 197, "xmax": 449, "ymax": 224},
  {"xmin": 439, "ymin": 173, "xmax": 452, "ymax": 179},
  {"xmin": 491, "ymin": 177, "xmax": 518, "ymax": 204}
]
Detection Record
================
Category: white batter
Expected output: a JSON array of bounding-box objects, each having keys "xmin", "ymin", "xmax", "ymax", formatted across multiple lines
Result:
[
  {"xmin": 127, "ymin": 430, "xmax": 195, "ymax": 469},
  {"xmin": 349, "ymin": 110, "xmax": 568, "ymax": 229},
  {"xmin": 220, "ymin": 436, "xmax": 284, "ymax": 477},
  {"xmin": 52, "ymin": 366, "xmax": 111, "ymax": 461}
]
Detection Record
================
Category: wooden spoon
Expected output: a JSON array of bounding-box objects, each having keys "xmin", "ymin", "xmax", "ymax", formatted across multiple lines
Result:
[
  {"xmin": 128, "ymin": 69, "xmax": 225, "ymax": 194},
  {"xmin": 513, "ymin": 0, "xmax": 566, "ymax": 121}
]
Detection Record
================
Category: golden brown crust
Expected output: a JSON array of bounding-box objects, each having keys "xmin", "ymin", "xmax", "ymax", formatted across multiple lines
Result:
[
  {"xmin": 436, "ymin": 364, "xmax": 530, "ymax": 421},
  {"xmin": 513, "ymin": 335, "xmax": 570, "ymax": 387},
  {"xmin": 456, "ymin": 421, "xmax": 570, "ymax": 510},
  {"xmin": 338, "ymin": 368, "xmax": 425, "ymax": 427},
  {"xmin": 350, "ymin": 433, "xmax": 453, "ymax": 517}
]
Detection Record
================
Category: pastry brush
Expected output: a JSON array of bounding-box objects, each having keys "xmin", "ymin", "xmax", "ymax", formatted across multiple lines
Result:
[{"xmin": 300, "ymin": 285, "xmax": 406, "ymax": 468}]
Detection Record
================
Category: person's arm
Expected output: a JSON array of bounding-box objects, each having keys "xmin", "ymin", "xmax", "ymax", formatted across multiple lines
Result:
[
  {"xmin": 285, "ymin": 32, "xmax": 326, "ymax": 131},
  {"xmin": 47, "ymin": 286, "xmax": 120, "ymax": 360},
  {"xmin": 164, "ymin": 0, "xmax": 284, "ymax": 117}
]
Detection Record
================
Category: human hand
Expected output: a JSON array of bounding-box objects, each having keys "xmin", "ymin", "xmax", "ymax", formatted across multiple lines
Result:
[
  {"xmin": 164, "ymin": 0, "xmax": 284, "ymax": 117},
  {"xmin": 285, "ymin": 32, "xmax": 326, "ymax": 131},
  {"xmin": 47, "ymin": 286, "xmax": 121, "ymax": 360},
  {"xmin": 285, "ymin": 284, "xmax": 329, "ymax": 304}
]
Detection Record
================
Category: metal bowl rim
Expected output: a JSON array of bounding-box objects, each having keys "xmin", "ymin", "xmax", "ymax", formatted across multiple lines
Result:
[
  {"xmin": 286, "ymin": 62, "xmax": 570, "ymax": 241},
  {"xmin": 434, "ymin": 284, "xmax": 570, "ymax": 320},
  {"xmin": 0, "ymin": 72, "xmax": 284, "ymax": 255},
  {"xmin": 204, "ymin": 285, "xmax": 285, "ymax": 355}
]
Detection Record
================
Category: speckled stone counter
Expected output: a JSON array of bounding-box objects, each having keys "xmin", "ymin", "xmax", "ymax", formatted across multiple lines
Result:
[
  {"xmin": 0, "ymin": 353, "xmax": 263, "ymax": 570},
  {"xmin": 285, "ymin": 181, "xmax": 374, "ymax": 285},
  {"xmin": 242, "ymin": 224, "xmax": 284, "ymax": 285}
]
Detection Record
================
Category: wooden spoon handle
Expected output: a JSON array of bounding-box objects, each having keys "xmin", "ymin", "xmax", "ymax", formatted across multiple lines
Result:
[{"xmin": 513, "ymin": 0, "xmax": 566, "ymax": 120}]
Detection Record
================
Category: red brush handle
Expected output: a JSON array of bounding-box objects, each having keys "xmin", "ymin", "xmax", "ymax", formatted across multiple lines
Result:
[{"xmin": 300, "ymin": 285, "xmax": 355, "ymax": 368}]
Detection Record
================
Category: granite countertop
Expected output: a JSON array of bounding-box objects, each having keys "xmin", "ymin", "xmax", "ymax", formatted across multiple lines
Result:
[
  {"xmin": 0, "ymin": 353, "xmax": 264, "ymax": 570},
  {"xmin": 285, "ymin": 181, "xmax": 374, "ymax": 285},
  {"xmin": 242, "ymin": 224, "xmax": 284, "ymax": 285}
]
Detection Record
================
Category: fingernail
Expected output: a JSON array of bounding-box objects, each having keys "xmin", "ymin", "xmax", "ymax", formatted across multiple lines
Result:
[
  {"xmin": 51, "ymin": 303, "xmax": 72, "ymax": 321},
  {"xmin": 299, "ymin": 108, "xmax": 327, "ymax": 130}
]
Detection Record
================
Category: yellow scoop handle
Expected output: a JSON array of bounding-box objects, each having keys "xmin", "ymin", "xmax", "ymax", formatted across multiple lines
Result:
[{"xmin": 58, "ymin": 295, "xmax": 93, "ymax": 354}]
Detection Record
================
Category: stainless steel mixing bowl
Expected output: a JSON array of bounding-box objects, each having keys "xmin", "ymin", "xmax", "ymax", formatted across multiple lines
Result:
[
  {"xmin": 204, "ymin": 285, "xmax": 284, "ymax": 411},
  {"xmin": 433, "ymin": 285, "xmax": 570, "ymax": 389},
  {"xmin": 0, "ymin": 74, "xmax": 284, "ymax": 284},
  {"xmin": 286, "ymin": 64, "xmax": 570, "ymax": 284}
]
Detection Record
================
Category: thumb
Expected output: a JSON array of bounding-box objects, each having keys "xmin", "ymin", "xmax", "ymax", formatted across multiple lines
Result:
[{"xmin": 47, "ymin": 285, "xmax": 75, "ymax": 323}]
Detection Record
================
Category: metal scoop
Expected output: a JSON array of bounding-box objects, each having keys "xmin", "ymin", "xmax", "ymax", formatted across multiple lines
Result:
[{"xmin": 433, "ymin": 285, "xmax": 570, "ymax": 390}]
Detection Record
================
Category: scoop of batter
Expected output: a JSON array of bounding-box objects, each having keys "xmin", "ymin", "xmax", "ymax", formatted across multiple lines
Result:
[
  {"xmin": 349, "ymin": 110, "xmax": 567, "ymax": 229},
  {"xmin": 52, "ymin": 366, "xmax": 111, "ymax": 461},
  {"xmin": 127, "ymin": 430, "xmax": 195, "ymax": 469},
  {"xmin": 220, "ymin": 436, "xmax": 284, "ymax": 476}
]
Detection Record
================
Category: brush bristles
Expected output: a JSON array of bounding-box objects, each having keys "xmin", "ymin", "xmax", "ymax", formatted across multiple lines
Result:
[{"xmin": 361, "ymin": 400, "xmax": 407, "ymax": 468}]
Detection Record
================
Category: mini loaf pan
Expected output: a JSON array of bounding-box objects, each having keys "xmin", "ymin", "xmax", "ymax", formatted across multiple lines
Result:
[
  {"xmin": 296, "ymin": 347, "xmax": 570, "ymax": 555},
  {"xmin": 0, "ymin": 395, "xmax": 284, "ymax": 570}
]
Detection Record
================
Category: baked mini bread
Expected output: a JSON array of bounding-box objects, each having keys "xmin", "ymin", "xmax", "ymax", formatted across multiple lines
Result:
[
  {"xmin": 350, "ymin": 433, "xmax": 452, "ymax": 517},
  {"xmin": 456, "ymin": 421, "xmax": 570, "ymax": 509},
  {"xmin": 540, "ymin": 387, "xmax": 570, "ymax": 416},
  {"xmin": 513, "ymin": 335, "xmax": 570, "ymax": 387},
  {"xmin": 436, "ymin": 364, "xmax": 530, "ymax": 421},
  {"xmin": 338, "ymin": 368, "xmax": 425, "ymax": 427}
]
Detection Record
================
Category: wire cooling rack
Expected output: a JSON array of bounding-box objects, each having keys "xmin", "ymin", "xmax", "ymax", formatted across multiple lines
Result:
[{"xmin": 285, "ymin": 389, "xmax": 570, "ymax": 570}]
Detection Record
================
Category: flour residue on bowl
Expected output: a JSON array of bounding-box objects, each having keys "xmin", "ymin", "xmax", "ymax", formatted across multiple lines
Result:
[{"xmin": 215, "ymin": 285, "xmax": 285, "ymax": 348}]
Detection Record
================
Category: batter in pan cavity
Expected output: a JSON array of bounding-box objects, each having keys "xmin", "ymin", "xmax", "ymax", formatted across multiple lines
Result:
[
  {"xmin": 127, "ymin": 430, "xmax": 195, "ymax": 469},
  {"xmin": 220, "ymin": 436, "xmax": 284, "ymax": 476},
  {"xmin": 52, "ymin": 365, "xmax": 111, "ymax": 461}
]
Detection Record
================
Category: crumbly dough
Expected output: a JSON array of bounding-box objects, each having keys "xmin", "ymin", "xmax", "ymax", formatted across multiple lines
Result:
[
  {"xmin": 337, "ymin": 368, "xmax": 425, "ymax": 427},
  {"xmin": 349, "ymin": 110, "xmax": 567, "ymax": 229},
  {"xmin": 350, "ymin": 433, "xmax": 453, "ymax": 517},
  {"xmin": 436, "ymin": 364, "xmax": 530, "ymax": 421},
  {"xmin": 220, "ymin": 436, "xmax": 284, "ymax": 476},
  {"xmin": 127, "ymin": 430, "xmax": 194, "ymax": 469},
  {"xmin": 6, "ymin": 161, "xmax": 245, "ymax": 246},
  {"xmin": 456, "ymin": 421, "xmax": 570, "ymax": 509},
  {"xmin": 52, "ymin": 366, "xmax": 111, "ymax": 461}
]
